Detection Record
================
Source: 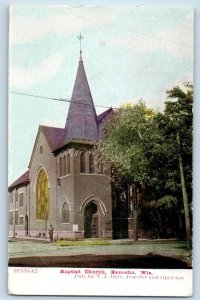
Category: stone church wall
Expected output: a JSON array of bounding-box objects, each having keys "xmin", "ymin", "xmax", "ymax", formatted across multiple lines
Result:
[{"xmin": 29, "ymin": 130, "xmax": 57, "ymax": 238}]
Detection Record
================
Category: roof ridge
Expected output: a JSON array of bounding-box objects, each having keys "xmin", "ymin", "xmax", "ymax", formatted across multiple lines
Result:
[{"xmin": 9, "ymin": 170, "xmax": 29, "ymax": 189}]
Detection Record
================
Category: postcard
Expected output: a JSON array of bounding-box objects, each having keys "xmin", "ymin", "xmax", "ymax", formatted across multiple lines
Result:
[{"xmin": 8, "ymin": 5, "xmax": 193, "ymax": 296}]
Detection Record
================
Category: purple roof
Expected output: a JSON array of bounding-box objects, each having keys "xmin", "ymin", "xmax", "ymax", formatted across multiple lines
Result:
[
  {"xmin": 64, "ymin": 54, "xmax": 99, "ymax": 142},
  {"xmin": 9, "ymin": 170, "xmax": 29, "ymax": 190},
  {"xmin": 97, "ymin": 107, "xmax": 114, "ymax": 125},
  {"xmin": 41, "ymin": 125, "xmax": 65, "ymax": 151}
]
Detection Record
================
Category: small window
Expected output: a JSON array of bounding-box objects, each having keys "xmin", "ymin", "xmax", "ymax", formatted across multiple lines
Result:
[
  {"xmin": 19, "ymin": 193, "xmax": 24, "ymax": 207},
  {"xmin": 10, "ymin": 192, "xmax": 13, "ymax": 203},
  {"xmin": 59, "ymin": 157, "xmax": 62, "ymax": 177},
  {"xmin": 80, "ymin": 152, "xmax": 86, "ymax": 173},
  {"xmin": 67, "ymin": 154, "xmax": 70, "ymax": 174},
  {"xmin": 63, "ymin": 155, "xmax": 66, "ymax": 175},
  {"xmin": 89, "ymin": 153, "xmax": 94, "ymax": 174},
  {"xmin": 62, "ymin": 202, "xmax": 69, "ymax": 223},
  {"xmin": 9, "ymin": 211, "xmax": 13, "ymax": 225},
  {"xmin": 19, "ymin": 216, "xmax": 24, "ymax": 225},
  {"xmin": 15, "ymin": 189, "xmax": 18, "ymax": 202},
  {"xmin": 15, "ymin": 211, "xmax": 19, "ymax": 225}
]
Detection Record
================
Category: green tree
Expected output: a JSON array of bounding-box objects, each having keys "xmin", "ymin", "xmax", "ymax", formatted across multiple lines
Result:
[
  {"xmin": 161, "ymin": 83, "xmax": 193, "ymax": 243},
  {"xmin": 97, "ymin": 101, "xmax": 157, "ymax": 240},
  {"xmin": 97, "ymin": 84, "xmax": 192, "ymax": 242}
]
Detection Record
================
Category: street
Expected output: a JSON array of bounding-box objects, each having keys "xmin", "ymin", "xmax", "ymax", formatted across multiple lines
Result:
[{"xmin": 8, "ymin": 239, "xmax": 192, "ymax": 269}]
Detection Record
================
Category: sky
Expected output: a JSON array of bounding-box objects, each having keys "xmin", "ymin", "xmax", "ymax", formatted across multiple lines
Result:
[{"xmin": 9, "ymin": 5, "xmax": 194, "ymax": 184}]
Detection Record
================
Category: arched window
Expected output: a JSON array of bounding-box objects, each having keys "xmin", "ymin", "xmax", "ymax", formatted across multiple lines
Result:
[
  {"xmin": 36, "ymin": 169, "xmax": 49, "ymax": 220},
  {"xmin": 89, "ymin": 153, "xmax": 94, "ymax": 174},
  {"xmin": 80, "ymin": 152, "xmax": 86, "ymax": 173},
  {"xmin": 67, "ymin": 153, "xmax": 70, "ymax": 174},
  {"xmin": 63, "ymin": 155, "xmax": 66, "ymax": 175},
  {"xmin": 62, "ymin": 202, "xmax": 69, "ymax": 223},
  {"xmin": 59, "ymin": 157, "xmax": 62, "ymax": 177}
]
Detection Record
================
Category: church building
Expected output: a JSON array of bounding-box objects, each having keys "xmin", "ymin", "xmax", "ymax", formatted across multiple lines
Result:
[{"xmin": 8, "ymin": 50, "xmax": 132, "ymax": 240}]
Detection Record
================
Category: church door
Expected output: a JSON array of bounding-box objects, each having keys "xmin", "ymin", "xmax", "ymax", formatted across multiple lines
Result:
[
  {"xmin": 25, "ymin": 215, "xmax": 28, "ymax": 236},
  {"xmin": 84, "ymin": 202, "xmax": 99, "ymax": 238}
]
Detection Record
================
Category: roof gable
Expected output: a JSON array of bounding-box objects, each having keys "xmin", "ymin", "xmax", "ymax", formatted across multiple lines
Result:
[
  {"xmin": 9, "ymin": 170, "xmax": 29, "ymax": 190},
  {"xmin": 41, "ymin": 126, "xmax": 65, "ymax": 150},
  {"xmin": 28, "ymin": 125, "xmax": 65, "ymax": 168}
]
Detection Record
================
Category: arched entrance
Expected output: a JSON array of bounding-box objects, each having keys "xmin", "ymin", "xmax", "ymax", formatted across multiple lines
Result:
[
  {"xmin": 25, "ymin": 215, "xmax": 28, "ymax": 236},
  {"xmin": 84, "ymin": 202, "xmax": 99, "ymax": 238}
]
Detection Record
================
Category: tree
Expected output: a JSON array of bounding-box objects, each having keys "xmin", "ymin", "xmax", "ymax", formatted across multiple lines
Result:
[
  {"xmin": 162, "ymin": 83, "xmax": 193, "ymax": 244},
  {"xmin": 96, "ymin": 84, "xmax": 192, "ymax": 242},
  {"xmin": 96, "ymin": 101, "xmax": 157, "ymax": 240}
]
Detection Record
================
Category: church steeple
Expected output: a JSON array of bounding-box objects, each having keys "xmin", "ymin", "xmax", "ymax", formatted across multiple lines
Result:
[{"xmin": 65, "ymin": 36, "xmax": 99, "ymax": 142}]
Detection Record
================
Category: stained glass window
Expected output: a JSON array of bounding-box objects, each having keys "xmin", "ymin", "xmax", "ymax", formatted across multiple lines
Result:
[{"xmin": 36, "ymin": 170, "xmax": 50, "ymax": 220}]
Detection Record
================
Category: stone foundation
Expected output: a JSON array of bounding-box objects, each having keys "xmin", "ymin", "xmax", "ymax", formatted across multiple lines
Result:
[
  {"xmin": 56, "ymin": 231, "xmax": 84, "ymax": 240},
  {"xmin": 102, "ymin": 230, "xmax": 112, "ymax": 238}
]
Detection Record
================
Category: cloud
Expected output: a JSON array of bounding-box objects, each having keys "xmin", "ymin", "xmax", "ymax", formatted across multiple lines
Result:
[
  {"xmin": 9, "ymin": 7, "xmax": 116, "ymax": 45},
  {"xmin": 9, "ymin": 52, "xmax": 64, "ymax": 89}
]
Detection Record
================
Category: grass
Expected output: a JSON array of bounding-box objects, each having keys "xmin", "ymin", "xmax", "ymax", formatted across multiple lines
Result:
[{"xmin": 55, "ymin": 238, "xmax": 111, "ymax": 247}]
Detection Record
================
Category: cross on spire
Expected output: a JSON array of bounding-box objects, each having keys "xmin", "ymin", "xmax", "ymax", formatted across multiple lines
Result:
[{"xmin": 77, "ymin": 32, "xmax": 83, "ymax": 55}]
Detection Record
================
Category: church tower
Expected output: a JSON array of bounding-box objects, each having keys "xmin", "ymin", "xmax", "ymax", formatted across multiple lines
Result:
[
  {"xmin": 54, "ymin": 44, "xmax": 113, "ymax": 239},
  {"xmin": 65, "ymin": 51, "xmax": 99, "ymax": 142}
]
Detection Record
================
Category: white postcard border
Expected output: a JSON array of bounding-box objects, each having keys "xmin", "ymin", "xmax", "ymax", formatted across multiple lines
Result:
[{"xmin": 8, "ymin": 267, "xmax": 193, "ymax": 296}]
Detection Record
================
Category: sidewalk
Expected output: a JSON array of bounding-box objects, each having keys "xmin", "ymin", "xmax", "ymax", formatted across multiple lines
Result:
[
  {"xmin": 8, "ymin": 238, "xmax": 192, "ymax": 267},
  {"xmin": 9, "ymin": 236, "xmax": 50, "ymax": 243},
  {"xmin": 9, "ymin": 236, "xmax": 179, "ymax": 245}
]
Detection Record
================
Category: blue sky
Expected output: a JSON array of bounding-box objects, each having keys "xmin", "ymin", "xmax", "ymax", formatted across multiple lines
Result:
[{"xmin": 9, "ymin": 5, "xmax": 194, "ymax": 184}]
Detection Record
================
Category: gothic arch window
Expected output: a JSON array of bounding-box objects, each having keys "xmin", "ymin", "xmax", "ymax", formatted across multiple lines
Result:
[
  {"xmin": 89, "ymin": 153, "xmax": 94, "ymax": 174},
  {"xmin": 67, "ymin": 153, "xmax": 70, "ymax": 174},
  {"xmin": 80, "ymin": 152, "xmax": 86, "ymax": 173},
  {"xmin": 36, "ymin": 169, "xmax": 50, "ymax": 220},
  {"xmin": 63, "ymin": 155, "xmax": 66, "ymax": 175},
  {"xmin": 59, "ymin": 157, "xmax": 62, "ymax": 177},
  {"xmin": 62, "ymin": 202, "xmax": 69, "ymax": 223}
]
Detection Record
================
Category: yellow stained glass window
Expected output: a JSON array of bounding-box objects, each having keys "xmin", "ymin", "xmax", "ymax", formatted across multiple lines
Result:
[{"xmin": 36, "ymin": 170, "xmax": 50, "ymax": 220}]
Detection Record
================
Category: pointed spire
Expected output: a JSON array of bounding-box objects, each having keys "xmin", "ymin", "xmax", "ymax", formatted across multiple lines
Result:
[
  {"xmin": 78, "ymin": 32, "xmax": 83, "ymax": 62},
  {"xmin": 65, "ymin": 45, "xmax": 99, "ymax": 142},
  {"xmin": 79, "ymin": 49, "xmax": 83, "ymax": 62}
]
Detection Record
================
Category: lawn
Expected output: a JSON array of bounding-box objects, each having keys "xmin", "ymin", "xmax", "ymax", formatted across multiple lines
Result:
[{"xmin": 55, "ymin": 238, "xmax": 110, "ymax": 247}]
